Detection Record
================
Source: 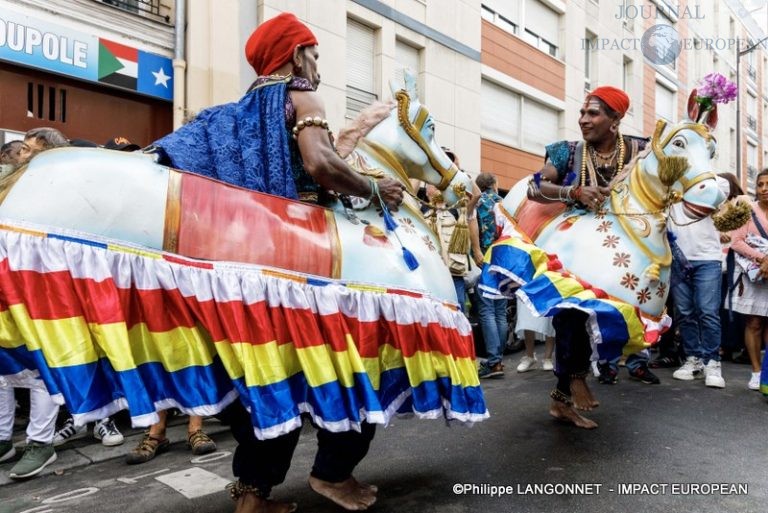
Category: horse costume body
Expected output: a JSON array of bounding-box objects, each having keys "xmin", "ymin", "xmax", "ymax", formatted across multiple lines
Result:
[
  {"xmin": 482, "ymin": 92, "xmax": 725, "ymax": 359},
  {"xmin": 0, "ymin": 76, "xmax": 487, "ymax": 438}
]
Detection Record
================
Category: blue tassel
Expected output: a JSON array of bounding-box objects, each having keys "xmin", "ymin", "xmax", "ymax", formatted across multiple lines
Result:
[
  {"xmin": 378, "ymin": 196, "xmax": 419, "ymax": 271},
  {"xmin": 381, "ymin": 205, "xmax": 399, "ymax": 231},
  {"xmin": 533, "ymin": 172, "xmax": 542, "ymax": 187},
  {"xmin": 563, "ymin": 171, "xmax": 576, "ymax": 186},
  {"xmin": 401, "ymin": 246, "xmax": 420, "ymax": 270}
]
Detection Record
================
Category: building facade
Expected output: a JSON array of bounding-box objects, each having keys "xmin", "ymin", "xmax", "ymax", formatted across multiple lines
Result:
[
  {"xmin": 2, "ymin": 0, "xmax": 766, "ymax": 194},
  {"xmin": 0, "ymin": 0, "xmax": 175, "ymax": 147}
]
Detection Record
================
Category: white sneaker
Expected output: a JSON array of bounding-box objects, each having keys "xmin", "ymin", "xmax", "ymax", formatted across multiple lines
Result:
[
  {"xmin": 704, "ymin": 360, "xmax": 725, "ymax": 388},
  {"xmin": 93, "ymin": 418, "xmax": 124, "ymax": 447},
  {"xmin": 672, "ymin": 356, "xmax": 704, "ymax": 381},
  {"xmin": 748, "ymin": 372, "xmax": 761, "ymax": 391},
  {"xmin": 516, "ymin": 355, "xmax": 538, "ymax": 372},
  {"xmin": 53, "ymin": 417, "xmax": 86, "ymax": 446},
  {"xmin": 591, "ymin": 360, "xmax": 600, "ymax": 378},
  {"xmin": 541, "ymin": 358, "xmax": 554, "ymax": 371}
]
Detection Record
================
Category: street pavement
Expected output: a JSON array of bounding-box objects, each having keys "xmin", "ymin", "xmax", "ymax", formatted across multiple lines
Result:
[{"xmin": 0, "ymin": 358, "xmax": 765, "ymax": 513}]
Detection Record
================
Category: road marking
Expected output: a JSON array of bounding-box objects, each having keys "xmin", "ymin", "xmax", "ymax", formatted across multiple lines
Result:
[
  {"xmin": 17, "ymin": 508, "xmax": 55, "ymax": 513},
  {"xmin": 155, "ymin": 467, "xmax": 231, "ymax": 499},
  {"xmin": 116, "ymin": 468, "xmax": 171, "ymax": 484},
  {"xmin": 190, "ymin": 450, "xmax": 231, "ymax": 464},
  {"xmin": 42, "ymin": 487, "xmax": 99, "ymax": 503}
]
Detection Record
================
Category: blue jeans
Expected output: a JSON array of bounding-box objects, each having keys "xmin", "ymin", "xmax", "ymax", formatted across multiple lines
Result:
[
  {"xmin": 672, "ymin": 259, "xmax": 722, "ymax": 363},
  {"xmin": 477, "ymin": 294, "xmax": 507, "ymax": 367},
  {"xmin": 453, "ymin": 276, "xmax": 466, "ymax": 313}
]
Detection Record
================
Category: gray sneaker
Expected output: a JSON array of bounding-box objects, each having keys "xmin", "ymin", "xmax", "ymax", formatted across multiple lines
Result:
[
  {"xmin": 0, "ymin": 439, "xmax": 16, "ymax": 463},
  {"xmin": 9, "ymin": 441, "xmax": 57, "ymax": 479}
]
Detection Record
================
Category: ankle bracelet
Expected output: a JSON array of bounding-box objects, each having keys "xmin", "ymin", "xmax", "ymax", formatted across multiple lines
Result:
[
  {"xmin": 226, "ymin": 480, "xmax": 269, "ymax": 500},
  {"xmin": 569, "ymin": 371, "xmax": 589, "ymax": 380},
  {"xmin": 550, "ymin": 388, "xmax": 573, "ymax": 405}
]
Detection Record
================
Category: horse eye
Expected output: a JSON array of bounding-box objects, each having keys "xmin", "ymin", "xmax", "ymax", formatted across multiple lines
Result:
[{"xmin": 673, "ymin": 139, "xmax": 685, "ymax": 148}]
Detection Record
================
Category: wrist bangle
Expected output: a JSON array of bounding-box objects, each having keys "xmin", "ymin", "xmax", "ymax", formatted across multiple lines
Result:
[{"xmin": 366, "ymin": 177, "xmax": 378, "ymax": 202}]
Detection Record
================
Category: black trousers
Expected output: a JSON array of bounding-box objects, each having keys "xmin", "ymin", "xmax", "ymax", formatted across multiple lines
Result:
[
  {"xmin": 220, "ymin": 401, "xmax": 376, "ymax": 496},
  {"xmin": 552, "ymin": 310, "xmax": 593, "ymax": 395}
]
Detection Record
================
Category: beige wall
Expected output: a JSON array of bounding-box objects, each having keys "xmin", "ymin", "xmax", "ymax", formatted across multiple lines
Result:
[{"xmin": 183, "ymin": 0, "xmax": 482, "ymax": 174}]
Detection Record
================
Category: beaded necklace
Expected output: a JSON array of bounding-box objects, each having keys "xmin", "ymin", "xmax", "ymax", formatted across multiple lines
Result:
[{"xmin": 580, "ymin": 133, "xmax": 625, "ymax": 187}]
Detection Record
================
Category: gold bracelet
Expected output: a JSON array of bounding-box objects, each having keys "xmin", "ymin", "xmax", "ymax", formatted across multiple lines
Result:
[{"xmin": 292, "ymin": 116, "xmax": 333, "ymax": 139}]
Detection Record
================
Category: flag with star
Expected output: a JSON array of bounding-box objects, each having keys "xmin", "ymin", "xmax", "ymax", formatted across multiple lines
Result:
[
  {"xmin": 138, "ymin": 50, "xmax": 173, "ymax": 101},
  {"xmin": 98, "ymin": 38, "xmax": 138, "ymax": 90}
]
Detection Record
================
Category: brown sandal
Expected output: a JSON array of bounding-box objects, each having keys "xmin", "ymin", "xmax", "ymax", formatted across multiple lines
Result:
[
  {"xmin": 126, "ymin": 434, "xmax": 169, "ymax": 464},
  {"xmin": 187, "ymin": 429, "xmax": 216, "ymax": 455}
]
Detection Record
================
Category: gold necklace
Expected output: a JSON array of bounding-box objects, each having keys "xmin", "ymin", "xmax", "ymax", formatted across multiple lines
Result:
[{"xmin": 580, "ymin": 133, "xmax": 625, "ymax": 187}]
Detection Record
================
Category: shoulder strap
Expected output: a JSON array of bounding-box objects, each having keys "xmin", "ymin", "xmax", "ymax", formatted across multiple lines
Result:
[{"xmin": 751, "ymin": 210, "xmax": 768, "ymax": 239}]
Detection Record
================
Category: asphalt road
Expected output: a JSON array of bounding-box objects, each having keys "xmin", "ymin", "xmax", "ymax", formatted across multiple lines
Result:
[{"xmin": 1, "ymin": 358, "xmax": 765, "ymax": 513}]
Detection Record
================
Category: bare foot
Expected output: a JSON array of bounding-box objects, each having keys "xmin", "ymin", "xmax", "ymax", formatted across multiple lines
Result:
[
  {"xmin": 233, "ymin": 492, "xmax": 297, "ymax": 513},
  {"xmin": 549, "ymin": 400, "xmax": 598, "ymax": 429},
  {"xmin": 309, "ymin": 475, "xmax": 378, "ymax": 511},
  {"xmin": 570, "ymin": 376, "xmax": 599, "ymax": 410}
]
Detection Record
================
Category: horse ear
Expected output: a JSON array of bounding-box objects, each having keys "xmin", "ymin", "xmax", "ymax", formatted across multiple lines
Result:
[
  {"xmin": 704, "ymin": 105, "xmax": 718, "ymax": 130},
  {"xmin": 389, "ymin": 78, "xmax": 400, "ymax": 97},
  {"xmin": 403, "ymin": 69, "xmax": 419, "ymax": 100},
  {"xmin": 687, "ymin": 88, "xmax": 700, "ymax": 123}
]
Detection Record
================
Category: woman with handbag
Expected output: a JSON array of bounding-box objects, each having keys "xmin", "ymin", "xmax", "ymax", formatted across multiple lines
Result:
[{"xmin": 729, "ymin": 168, "xmax": 768, "ymax": 391}]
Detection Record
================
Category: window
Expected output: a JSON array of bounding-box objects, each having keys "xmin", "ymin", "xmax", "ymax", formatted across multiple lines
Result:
[
  {"xmin": 655, "ymin": 81, "xmax": 675, "ymax": 122},
  {"xmin": 622, "ymin": 56, "xmax": 633, "ymax": 112},
  {"xmin": 346, "ymin": 20, "xmax": 377, "ymax": 118},
  {"xmin": 585, "ymin": 31, "xmax": 597, "ymax": 92},
  {"xmin": 27, "ymin": 82, "xmax": 67, "ymax": 123},
  {"xmin": 657, "ymin": 10, "xmax": 676, "ymax": 71},
  {"xmin": 394, "ymin": 40, "xmax": 420, "ymax": 86},
  {"xmin": 523, "ymin": 0, "xmax": 559, "ymax": 57},
  {"xmin": 100, "ymin": 0, "xmax": 169, "ymax": 23},
  {"xmin": 747, "ymin": 93, "xmax": 757, "ymax": 132},
  {"xmin": 623, "ymin": 0, "xmax": 635, "ymax": 31},
  {"xmin": 481, "ymin": 80, "xmax": 520, "ymax": 148},
  {"xmin": 481, "ymin": 1, "xmax": 520, "ymax": 35},
  {"xmin": 747, "ymin": 142, "xmax": 758, "ymax": 184},
  {"xmin": 481, "ymin": 79, "xmax": 559, "ymax": 154},
  {"xmin": 523, "ymin": 97, "xmax": 559, "ymax": 151},
  {"xmin": 729, "ymin": 128, "xmax": 736, "ymax": 170}
]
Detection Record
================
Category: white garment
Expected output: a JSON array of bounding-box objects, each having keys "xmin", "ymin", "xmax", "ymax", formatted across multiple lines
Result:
[
  {"xmin": 514, "ymin": 298, "xmax": 554, "ymax": 341},
  {"xmin": 0, "ymin": 386, "xmax": 59, "ymax": 443},
  {"xmin": 670, "ymin": 176, "xmax": 729, "ymax": 261}
]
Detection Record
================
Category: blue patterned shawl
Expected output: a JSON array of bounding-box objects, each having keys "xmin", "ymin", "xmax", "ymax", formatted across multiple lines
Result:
[{"xmin": 153, "ymin": 76, "xmax": 312, "ymax": 199}]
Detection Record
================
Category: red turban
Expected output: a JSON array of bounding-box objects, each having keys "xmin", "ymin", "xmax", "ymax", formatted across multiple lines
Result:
[
  {"xmin": 588, "ymin": 86, "xmax": 630, "ymax": 118},
  {"xmin": 245, "ymin": 13, "xmax": 318, "ymax": 76}
]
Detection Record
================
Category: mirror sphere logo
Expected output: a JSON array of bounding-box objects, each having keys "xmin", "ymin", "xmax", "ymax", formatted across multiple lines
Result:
[{"xmin": 641, "ymin": 24, "xmax": 682, "ymax": 65}]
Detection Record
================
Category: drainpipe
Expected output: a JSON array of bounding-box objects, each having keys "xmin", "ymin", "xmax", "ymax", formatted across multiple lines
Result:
[{"xmin": 172, "ymin": 0, "xmax": 186, "ymax": 129}]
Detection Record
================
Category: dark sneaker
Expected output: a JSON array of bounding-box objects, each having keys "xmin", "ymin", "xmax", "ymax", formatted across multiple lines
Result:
[
  {"xmin": 9, "ymin": 442, "xmax": 56, "ymax": 479},
  {"xmin": 597, "ymin": 363, "xmax": 618, "ymax": 384},
  {"xmin": 478, "ymin": 362, "xmax": 505, "ymax": 379},
  {"xmin": 0, "ymin": 440, "xmax": 16, "ymax": 463},
  {"xmin": 649, "ymin": 356, "xmax": 679, "ymax": 369},
  {"xmin": 187, "ymin": 429, "xmax": 216, "ymax": 456},
  {"xmin": 126, "ymin": 434, "xmax": 170, "ymax": 464},
  {"xmin": 629, "ymin": 365, "xmax": 661, "ymax": 384}
]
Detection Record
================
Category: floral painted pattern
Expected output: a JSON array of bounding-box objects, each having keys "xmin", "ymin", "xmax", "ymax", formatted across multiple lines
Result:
[
  {"xmin": 603, "ymin": 235, "xmax": 620, "ymax": 249},
  {"xmin": 655, "ymin": 283, "xmax": 667, "ymax": 298},
  {"xmin": 620, "ymin": 272, "xmax": 639, "ymax": 290},
  {"xmin": 596, "ymin": 220, "xmax": 613, "ymax": 233},
  {"xmin": 421, "ymin": 235, "xmax": 436, "ymax": 252},
  {"xmin": 613, "ymin": 252, "xmax": 631, "ymax": 268},
  {"xmin": 398, "ymin": 217, "xmax": 417, "ymax": 235},
  {"xmin": 636, "ymin": 287, "xmax": 652, "ymax": 304}
]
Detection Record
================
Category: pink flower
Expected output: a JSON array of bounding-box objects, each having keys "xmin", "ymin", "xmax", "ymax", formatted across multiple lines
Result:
[{"xmin": 697, "ymin": 73, "xmax": 737, "ymax": 104}]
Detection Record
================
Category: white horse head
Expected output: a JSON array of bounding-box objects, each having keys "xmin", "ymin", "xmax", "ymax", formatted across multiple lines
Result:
[{"xmin": 360, "ymin": 70, "xmax": 472, "ymax": 206}]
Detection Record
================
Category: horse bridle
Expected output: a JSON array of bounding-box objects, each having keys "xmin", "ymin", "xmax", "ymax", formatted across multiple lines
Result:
[{"xmin": 395, "ymin": 90, "xmax": 458, "ymax": 191}]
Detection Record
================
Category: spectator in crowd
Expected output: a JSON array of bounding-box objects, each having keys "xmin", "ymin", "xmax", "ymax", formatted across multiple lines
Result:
[
  {"xmin": 514, "ymin": 299, "xmax": 555, "ymax": 373},
  {"xmin": 728, "ymin": 168, "xmax": 768, "ymax": 390},
  {"xmin": 670, "ymin": 175, "xmax": 730, "ymax": 388},
  {"xmin": 475, "ymin": 172, "xmax": 507, "ymax": 379}
]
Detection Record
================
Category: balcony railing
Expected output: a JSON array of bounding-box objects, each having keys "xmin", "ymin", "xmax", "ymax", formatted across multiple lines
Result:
[
  {"xmin": 747, "ymin": 115, "xmax": 757, "ymax": 132},
  {"xmin": 99, "ymin": 0, "xmax": 170, "ymax": 23},
  {"xmin": 746, "ymin": 64, "xmax": 757, "ymax": 82}
]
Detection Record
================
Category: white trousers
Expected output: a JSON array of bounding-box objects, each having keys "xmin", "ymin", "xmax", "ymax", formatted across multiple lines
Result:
[{"xmin": 0, "ymin": 387, "xmax": 59, "ymax": 443}]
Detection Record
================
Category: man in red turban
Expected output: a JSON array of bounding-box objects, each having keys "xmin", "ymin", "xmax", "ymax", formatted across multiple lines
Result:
[
  {"xmin": 520, "ymin": 87, "xmax": 657, "ymax": 430},
  {"xmin": 150, "ymin": 11, "xmax": 405, "ymax": 513},
  {"xmin": 245, "ymin": 12, "xmax": 318, "ymax": 77}
]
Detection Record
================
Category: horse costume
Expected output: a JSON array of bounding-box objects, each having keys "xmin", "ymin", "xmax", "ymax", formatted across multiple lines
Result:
[{"xmin": 0, "ymin": 74, "xmax": 488, "ymax": 439}]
